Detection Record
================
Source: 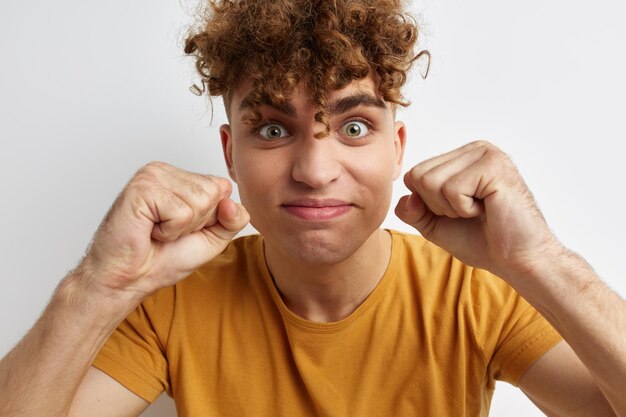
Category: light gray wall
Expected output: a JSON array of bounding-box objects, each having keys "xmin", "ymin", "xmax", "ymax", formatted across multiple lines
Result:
[{"xmin": 1, "ymin": 0, "xmax": 624, "ymax": 416}]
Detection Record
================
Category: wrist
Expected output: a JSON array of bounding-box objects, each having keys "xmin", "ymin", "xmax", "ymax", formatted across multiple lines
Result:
[
  {"xmin": 501, "ymin": 243, "xmax": 598, "ymax": 302},
  {"xmin": 51, "ymin": 265, "xmax": 142, "ymax": 331}
]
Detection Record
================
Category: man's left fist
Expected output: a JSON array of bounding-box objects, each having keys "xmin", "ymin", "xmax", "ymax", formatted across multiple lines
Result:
[{"xmin": 395, "ymin": 140, "xmax": 561, "ymax": 279}]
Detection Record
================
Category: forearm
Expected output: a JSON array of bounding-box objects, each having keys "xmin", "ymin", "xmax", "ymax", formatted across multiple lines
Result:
[
  {"xmin": 507, "ymin": 247, "xmax": 626, "ymax": 416},
  {"xmin": 0, "ymin": 269, "xmax": 138, "ymax": 417}
]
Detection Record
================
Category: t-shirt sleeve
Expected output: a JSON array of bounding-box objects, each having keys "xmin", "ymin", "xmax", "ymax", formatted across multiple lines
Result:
[
  {"xmin": 91, "ymin": 286, "xmax": 175, "ymax": 403},
  {"xmin": 470, "ymin": 267, "xmax": 563, "ymax": 387}
]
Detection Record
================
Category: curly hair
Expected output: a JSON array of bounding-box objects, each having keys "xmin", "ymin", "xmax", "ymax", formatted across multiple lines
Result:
[{"xmin": 184, "ymin": 0, "xmax": 429, "ymax": 138}]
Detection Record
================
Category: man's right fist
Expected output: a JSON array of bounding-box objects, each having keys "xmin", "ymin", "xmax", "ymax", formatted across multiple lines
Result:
[{"xmin": 78, "ymin": 161, "xmax": 249, "ymax": 303}]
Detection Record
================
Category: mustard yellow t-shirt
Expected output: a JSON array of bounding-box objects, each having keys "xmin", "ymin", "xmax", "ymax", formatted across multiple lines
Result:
[{"xmin": 92, "ymin": 230, "xmax": 562, "ymax": 416}]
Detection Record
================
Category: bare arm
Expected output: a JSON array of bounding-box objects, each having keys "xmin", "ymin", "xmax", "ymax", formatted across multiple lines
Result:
[
  {"xmin": 519, "ymin": 340, "xmax": 617, "ymax": 417},
  {"xmin": 396, "ymin": 140, "xmax": 625, "ymax": 416},
  {"xmin": 0, "ymin": 269, "xmax": 144, "ymax": 417},
  {"xmin": 68, "ymin": 367, "xmax": 150, "ymax": 417},
  {"xmin": 0, "ymin": 162, "xmax": 249, "ymax": 417},
  {"xmin": 510, "ymin": 248, "xmax": 626, "ymax": 416}
]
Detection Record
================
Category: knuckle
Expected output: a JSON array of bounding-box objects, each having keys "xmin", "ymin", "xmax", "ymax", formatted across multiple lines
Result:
[
  {"xmin": 200, "ymin": 179, "xmax": 222, "ymax": 201},
  {"xmin": 136, "ymin": 162, "xmax": 166, "ymax": 180},
  {"xmin": 137, "ymin": 185, "xmax": 158, "ymax": 200},
  {"xmin": 442, "ymin": 183, "xmax": 464, "ymax": 210},
  {"xmin": 484, "ymin": 147, "xmax": 510, "ymax": 166},
  {"xmin": 405, "ymin": 166, "xmax": 423, "ymax": 190},
  {"xmin": 209, "ymin": 175, "xmax": 232, "ymax": 194},
  {"xmin": 441, "ymin": 180, "xmax": 457, "ymax": 199},
  {"xmin": 197, "ymin": 187, "xmax": 214, "ymax": 205},
  {"xmin": 419, "ymin": 170, "xmax": 442, "ymax": 192},
  {"xmin": 142, "ymin": 184, "xmax": 168, "ymax": 203},
  {"xmin": 222, "ymin": 178, "xmax": 233, "ymax": 194},
  {"xmin": 468, "ymin": 139, "xmax": 493, "ymax": 149},
  {"xmin": 130, "ymin": 173, "xmax": 155, "ymax": 190},
  {"xmin": 197, "ymin": 191, "xmax": 217, "ymax": 216},
  {"xmin": 145, "ymin": 160, "xmax": 169, "ymax": 169},
  {"xmin": 178, "ymin": 202, "xmax": 195, "ymax": 224},
  {"xmin": 408, "ymin": 164, "xmax": 424, "ymax": 177},
  {"xmin": 406, "ymin": 165, "xmax": 419, "ymax": 180}
]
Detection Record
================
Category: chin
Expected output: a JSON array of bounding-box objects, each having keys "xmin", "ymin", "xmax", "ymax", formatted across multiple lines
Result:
[
  {"xmin": 275, "ymin": 226, "xmax": 370, "ymax": 266},
  {"xmin": 289, "ymin": 244, "xmax": 350, "ymax": 265}
]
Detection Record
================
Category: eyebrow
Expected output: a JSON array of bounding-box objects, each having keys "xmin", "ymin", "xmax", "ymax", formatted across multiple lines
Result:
[
  {"xmin": 239, "ymin": 95, "xmax": 297, "ymax": 117},
  {"xmin": 328, "ymin": 92, "xmax": 386, "ymax": 115},
  {"xmin": 238, "ymin": 91, "xmax": 386, "ymax": 118}
]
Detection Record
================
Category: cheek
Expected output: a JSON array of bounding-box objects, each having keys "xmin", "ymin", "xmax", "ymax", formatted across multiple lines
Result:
[
  {"xmin": 232, "ymin": 146, "xmax": 288, "ymax": 204},
  {"xmin": 352, "ymin": 142, "xmax": 397, "ymax": 187},
  {"xmin": 346, "ymin": 149, "xmax": 396, "ymax": 221}
]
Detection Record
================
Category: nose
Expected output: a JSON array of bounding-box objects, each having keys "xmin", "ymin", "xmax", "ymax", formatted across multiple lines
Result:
[{"xmin": 291, "ymin": 138, "xmax": 341, "ymax": 188}]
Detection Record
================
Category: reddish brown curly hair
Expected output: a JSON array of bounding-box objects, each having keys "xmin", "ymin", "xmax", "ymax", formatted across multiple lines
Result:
[{"xmin": 184, "ymin": 0, "xmax": 429, "ymax": 138}]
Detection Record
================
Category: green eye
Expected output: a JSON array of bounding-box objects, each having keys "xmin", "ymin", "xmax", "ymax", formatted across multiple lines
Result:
[
  {"xmin": 342, "ymin": 121, "xmax": 369, "ymax": 138},
  {"xmin": 259, "ymin": 124, "xmax": 288, "ymax": 140}
]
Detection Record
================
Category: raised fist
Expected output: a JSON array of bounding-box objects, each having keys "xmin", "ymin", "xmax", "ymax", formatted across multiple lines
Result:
[{"xmin": 78, "ymin": 161, "xmax": 249, "ymax": 303}]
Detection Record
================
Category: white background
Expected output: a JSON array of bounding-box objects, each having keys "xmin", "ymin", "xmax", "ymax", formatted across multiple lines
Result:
[{"xmin": 1, "ymin": 0, "xmax": 625, "ymax": 415}]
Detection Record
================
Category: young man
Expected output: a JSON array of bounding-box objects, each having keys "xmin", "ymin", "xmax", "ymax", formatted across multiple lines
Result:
[{"xmin": 1, "ymin": 0, "xmax": 625, "ymax": 416}]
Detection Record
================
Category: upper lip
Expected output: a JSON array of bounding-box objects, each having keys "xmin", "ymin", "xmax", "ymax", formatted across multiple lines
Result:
[{"xmin": 282, "ymin": 198, "xmax": 352, "ymax": 208}]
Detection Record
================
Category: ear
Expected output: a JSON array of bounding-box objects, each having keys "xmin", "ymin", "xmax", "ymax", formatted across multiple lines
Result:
[
  {"xmin": 219, "ymin": 124, "xmax": 238, "ymax": 183},
  {"xmin": 392, "ymin": 121, "xmax": 407, "ymax": 180}
]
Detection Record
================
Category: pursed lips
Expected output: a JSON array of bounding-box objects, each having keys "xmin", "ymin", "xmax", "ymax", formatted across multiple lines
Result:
[{"xmin": 281, "ymin": 198, "xmax": 353, "ymax": 221}]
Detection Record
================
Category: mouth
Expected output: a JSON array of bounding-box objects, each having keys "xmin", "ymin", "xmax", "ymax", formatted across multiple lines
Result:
[{"xmin": 281, "ymin": 198, "xmax": 353, "ymax": 221}]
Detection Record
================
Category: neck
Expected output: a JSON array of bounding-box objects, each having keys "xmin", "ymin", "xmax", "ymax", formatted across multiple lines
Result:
[{"xmin": 264, "ymin": 228, "xmax": 392, "ymax": 322}]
